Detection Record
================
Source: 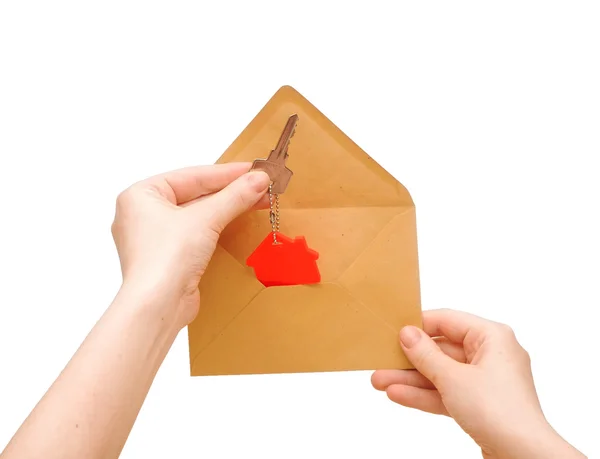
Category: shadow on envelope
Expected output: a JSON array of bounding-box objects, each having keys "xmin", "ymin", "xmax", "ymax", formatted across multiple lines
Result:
[{"xmin": 187, "ymin": 86, "xmax": 422, "ymax": 376}]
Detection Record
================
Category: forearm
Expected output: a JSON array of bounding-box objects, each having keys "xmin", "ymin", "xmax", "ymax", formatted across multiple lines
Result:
[{"xmin": 1, "ymin": 282, "xmax": 183, "ymax": 459}]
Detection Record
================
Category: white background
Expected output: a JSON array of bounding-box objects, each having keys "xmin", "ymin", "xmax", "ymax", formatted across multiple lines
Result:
[{"xmin": 1, "ymin": 1, "xmax": 598, "ymax": 457}]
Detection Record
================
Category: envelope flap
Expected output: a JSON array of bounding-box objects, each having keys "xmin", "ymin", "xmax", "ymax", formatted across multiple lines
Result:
[
  {"xmin": 191, "ymin": 283, "xmax": 410, "ymax": 376},
  {"xmin": 217, "ymin": 86, "xmax": 413, "ymax": 209}
]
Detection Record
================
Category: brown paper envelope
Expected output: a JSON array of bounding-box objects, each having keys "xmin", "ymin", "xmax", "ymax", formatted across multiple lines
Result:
[{"xmin": 188, "ymin": 86, "xmax": 422, "ymax": 376}]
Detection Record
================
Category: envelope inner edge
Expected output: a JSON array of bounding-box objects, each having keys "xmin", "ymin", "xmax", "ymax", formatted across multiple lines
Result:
[{"xmin": 218, "ymin": 205, "xmax": 413, "ymax": 277}]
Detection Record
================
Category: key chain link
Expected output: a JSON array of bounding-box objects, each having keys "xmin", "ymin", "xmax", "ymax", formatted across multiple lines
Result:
[{"xmin": 268, "ymin": 183, "xmax": 281, "ymax": 244}]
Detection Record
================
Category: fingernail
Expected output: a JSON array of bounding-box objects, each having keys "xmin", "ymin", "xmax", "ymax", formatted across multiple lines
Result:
[
  {"xmin": 247, "ymin": 171, "xmax": 270, "ymax": 192},
  {"xmin": 399, "ymin": 326, "xmax": 421, "ymax": 348}
]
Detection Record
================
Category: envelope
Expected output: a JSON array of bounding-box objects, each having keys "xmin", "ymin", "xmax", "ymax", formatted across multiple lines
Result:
[{"xmin": 187, "ymin": 86, "xmax": 422, "ymax": 376}]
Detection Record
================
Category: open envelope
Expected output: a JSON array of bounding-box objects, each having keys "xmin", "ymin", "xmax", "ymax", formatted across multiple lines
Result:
[{"xmin": 187, "ymin": 86, "xmax": 422, "ymax": 376}]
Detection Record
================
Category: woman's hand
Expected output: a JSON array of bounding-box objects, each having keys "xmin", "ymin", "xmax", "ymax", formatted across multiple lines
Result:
[
  {"xmin": 111, "ymin": 162, "xmax": 270, "ymax": 327},
  {"xmin": 372, "ymin": 309, "xmax": 586, "ymax": 459},
  {"xmin": 1, "ymin": 162, "xmax": 271, "ymax": 459}
]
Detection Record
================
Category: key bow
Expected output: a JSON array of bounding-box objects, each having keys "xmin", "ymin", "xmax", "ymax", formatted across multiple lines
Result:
[{"xmin": 249, "ymin": 114, "xmax": 297, "ymax": 194}]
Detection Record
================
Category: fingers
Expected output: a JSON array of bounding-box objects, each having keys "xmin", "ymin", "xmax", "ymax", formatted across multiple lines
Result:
[
  {"xmin": 252, "ymin": 193, "xmax": 271, "ymax": 211},
  {"xmin": 386, "ymin": 385, "xmax": 448, "ymax": 416},
  {"xmin": 399, "ymin": 326, "xmax": 459, "ymax": 386},
  {"xmin": 423, "ymin": 309, "xmax": 524, "ymax": 364},
  {"xmin": 180, "ymin": 187, "xmax": 271, "ymax": 211},
  {"xmin": 423, "ymin": 308, "xmax": 493, "ymax": 344},
  {"xmin": 372, "ymin": 370, "xmax": 435, "ymax": 390},
  {"xmin": 141, "ymin": 162, "xmax": 253, "ymax": 204},
  {"xmin": 371, "ymin": 338, "xmax": 465, "ymax": 392},
  {"xmin": 434, "ymin": 337, "xmax": 467, "ymax": 363},
  {"xmin": 202, "ymin": 171, "xmax": 271, "ymax": 232}
]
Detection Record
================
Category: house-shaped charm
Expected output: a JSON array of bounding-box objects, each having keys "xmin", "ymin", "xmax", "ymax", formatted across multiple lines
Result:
[{"xmin": 247, "ymin": 232, "xmax": 320, "ymax": 287}]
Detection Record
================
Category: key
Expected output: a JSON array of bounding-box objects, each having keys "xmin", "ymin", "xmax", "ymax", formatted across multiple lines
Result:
[
  {"xmin": 246, "ymin": 112, "xmax": 321, "ymax": 286},
  {"xmin": 250, "ymin": 114, "xmax": 298, "ymax": 194}
]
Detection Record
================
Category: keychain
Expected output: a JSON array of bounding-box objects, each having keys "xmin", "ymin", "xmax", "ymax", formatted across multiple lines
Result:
[{"xmin": 246, "ymin": 115, "xmax": 321, "ymax": 287}]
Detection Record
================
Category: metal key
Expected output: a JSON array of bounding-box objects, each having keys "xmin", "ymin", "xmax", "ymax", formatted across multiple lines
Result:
[{"xmin": 250, "ymin": 114, "xmax": 298, "ymax": 194}]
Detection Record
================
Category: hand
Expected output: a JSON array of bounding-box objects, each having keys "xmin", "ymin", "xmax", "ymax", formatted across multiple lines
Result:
[
  {"xmin": 372, "ymin": 309, "xmax": 586, "ymax": 459},
  {"xmin": 111, "ymin": 162, "xmax": 270, "ymax": 328}
]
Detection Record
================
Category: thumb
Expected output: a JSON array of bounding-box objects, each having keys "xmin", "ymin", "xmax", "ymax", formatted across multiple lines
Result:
[
  {"xmin": 204, "ymin": 171, "xmax": 270, "ymax": 232},
  {"xmin": 400, "ymin": 326, "xmax": 458, "ymax": 387}
]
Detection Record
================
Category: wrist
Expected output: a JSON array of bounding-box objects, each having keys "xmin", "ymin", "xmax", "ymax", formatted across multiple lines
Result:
[
  {"xmin": 115, "ymin": 277, "xmax": 188, "ymax": 329},
  {"xmin": 491, "ymin": 421, "xmax": 585, "ymax": 459},
  {"xmin": 525, "ymin": 427, "xmax": 586, "ymax": 459}
]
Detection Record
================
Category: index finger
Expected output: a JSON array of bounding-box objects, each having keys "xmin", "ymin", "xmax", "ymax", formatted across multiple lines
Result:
[
  {"xmin": 141, "ymin": 162, "xmax": 252, "ymax": 204},
  {"xmin": 422, "ymin": 309, "xmax": 494, "ymax": 344}
]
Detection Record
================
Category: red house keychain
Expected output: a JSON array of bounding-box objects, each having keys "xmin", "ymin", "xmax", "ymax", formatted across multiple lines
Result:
[{"xmin": 246, "ymin": 115, "xmax": 321, "ymax": 287}]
